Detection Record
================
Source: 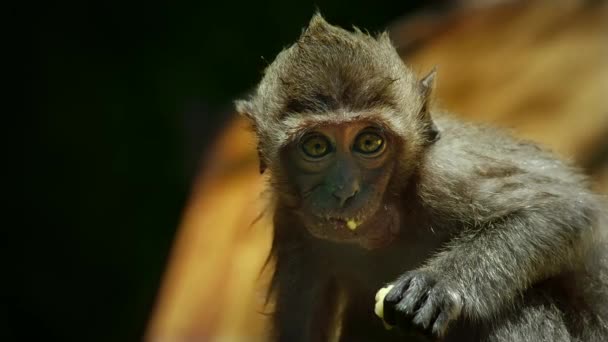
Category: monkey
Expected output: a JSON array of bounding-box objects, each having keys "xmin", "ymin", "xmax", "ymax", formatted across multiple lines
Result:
[{"xmin": 235, "ymin": 14, "xmax": 608, "ymax": 342}]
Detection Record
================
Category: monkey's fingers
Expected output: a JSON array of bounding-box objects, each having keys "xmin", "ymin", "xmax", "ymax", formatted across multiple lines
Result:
[
  {"xmin": 398, "ymin": 275, "xmax": 432, "ymax": 316},
  {"xmin": 412, "ymin": 293, "xmax": 440, "ymax": 330},
  {"xmin": 382, "ymin": 274, "xmax": 414, "ymax": 325},
  {"xmin": 432, "ymin": 311, "xmax": 451, "ymax": 337}
]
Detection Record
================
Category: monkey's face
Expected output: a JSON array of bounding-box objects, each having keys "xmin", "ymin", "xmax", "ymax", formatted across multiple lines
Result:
[{"xmin": 281, "ymin": 120, "xmax": 401, "ymax": 249}]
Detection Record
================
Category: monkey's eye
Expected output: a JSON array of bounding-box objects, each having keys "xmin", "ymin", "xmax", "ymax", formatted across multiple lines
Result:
[
  {"xmin": 300, "ymin": 134, "xmax": 332, "ymax": 159},
  {"xmin": 354, "ymin": 132, "xmax": 385, "ymax": 155}
]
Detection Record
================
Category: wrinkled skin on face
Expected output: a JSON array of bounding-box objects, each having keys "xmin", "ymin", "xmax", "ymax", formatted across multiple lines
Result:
[{"xmin": 281, "ymin": 120, "xmax": 402, "ymax": 249}]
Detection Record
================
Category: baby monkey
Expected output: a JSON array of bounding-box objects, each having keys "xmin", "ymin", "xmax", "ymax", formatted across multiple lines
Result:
[{"xmin": 236, "ymin": 14, "xmax": 608, "ymax": 342}]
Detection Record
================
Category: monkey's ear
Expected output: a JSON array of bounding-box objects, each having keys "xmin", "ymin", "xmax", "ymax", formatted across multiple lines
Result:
[
  {"xmin": 419, "ymin": 66, "xmax": 437, "ymax": 99},
  {"xmin": 235, "ymin": 99, "xmax": 267, "ymax": 174},
  {"xmin": 418, "ymin": 67, "xmax": 440, "ymax": 144},
  {"xmin": 235, "ymin": 99, "xmax": 256, "ymax": 123},
  {"xmin": 418, "ymin": 66, "xmax": 438, "ymax": 115}
]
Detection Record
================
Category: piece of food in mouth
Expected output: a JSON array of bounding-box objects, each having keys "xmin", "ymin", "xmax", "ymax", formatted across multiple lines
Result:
[
  {"xmin": 374, "ymin": 284, "xmax": 395, "ymax": 330},
  {"xmin": 346, "ymin": 219, "xmax": 359, "ymax": 230}
]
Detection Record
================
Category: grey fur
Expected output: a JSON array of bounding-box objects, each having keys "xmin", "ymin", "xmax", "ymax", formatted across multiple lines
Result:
[
  {"xmin": 237, "ymin": 13, "xmax": 608, "ymax": 342},
  {"xmin": 236, "ymin": 13, "xmax": 426, "ymax": 176}
]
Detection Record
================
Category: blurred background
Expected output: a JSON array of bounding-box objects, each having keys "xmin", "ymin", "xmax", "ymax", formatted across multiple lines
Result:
[{"xmin": 10, "ymin": 0, "xmax": 607, "ymax": 341}]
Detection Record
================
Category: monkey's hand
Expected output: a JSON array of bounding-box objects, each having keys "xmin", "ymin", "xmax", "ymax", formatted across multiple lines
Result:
[{"xmin": 377, "ymin": 270, "xmax": 463, "ymax": 338}]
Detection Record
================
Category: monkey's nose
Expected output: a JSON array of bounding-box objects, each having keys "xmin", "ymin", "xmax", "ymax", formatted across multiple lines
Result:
[{"xmin": 332, "ymin": 183, "xmax": 359, "ymax": 207}]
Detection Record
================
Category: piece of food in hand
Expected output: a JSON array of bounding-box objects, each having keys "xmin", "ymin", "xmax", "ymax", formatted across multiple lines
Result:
[{"xmin": 374, "ymin": 284, "xmax": 394, "ymax": 330}]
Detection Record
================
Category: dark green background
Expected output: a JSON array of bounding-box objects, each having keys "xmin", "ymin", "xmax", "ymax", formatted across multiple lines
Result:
[{"xmin": 11, "ymin": 1, "xmax": 444, "ymax": 341}]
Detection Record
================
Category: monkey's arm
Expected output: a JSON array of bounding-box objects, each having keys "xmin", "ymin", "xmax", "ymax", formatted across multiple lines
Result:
[{"xmin": 383, "ymin": 123, "xmax": 601, "ymax": 336}]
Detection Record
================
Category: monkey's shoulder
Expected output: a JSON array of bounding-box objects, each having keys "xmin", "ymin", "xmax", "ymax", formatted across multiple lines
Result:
[
  {"xmin": 414, "ymin": 115, "xmax": 595, "ymax": 219},
  {"xmin": 424, "ymin": 115, "xmax": 585, "ymax": 184}
]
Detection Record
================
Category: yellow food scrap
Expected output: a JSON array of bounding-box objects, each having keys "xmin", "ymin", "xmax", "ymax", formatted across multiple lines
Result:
[
  {"xmin": 374, "ymin": 284, "xmax": 395, "ymax": 330},
  {"xmin": 346, "ymin": 219, "xmax": 358, "ymax": 230}
]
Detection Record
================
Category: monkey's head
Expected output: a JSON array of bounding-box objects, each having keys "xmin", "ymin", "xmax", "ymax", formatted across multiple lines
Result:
[{"xmin": 236, "ymin": 14, "xmax": 438, "ymax": 249}]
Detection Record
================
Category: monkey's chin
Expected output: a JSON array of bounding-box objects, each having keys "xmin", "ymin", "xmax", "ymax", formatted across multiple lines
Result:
[{"xmin": 304, "ymin": 203, "xmax": 401, "ymax": 250}]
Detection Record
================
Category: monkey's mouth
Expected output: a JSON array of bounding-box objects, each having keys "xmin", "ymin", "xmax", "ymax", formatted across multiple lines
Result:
[
  {"xmin": 327, "ymin": 217, "xmax": 363, "ymax": 231},
  {"xmin": 312, "ymin": 204, "xmax": 380, "ymax": 233},
  {"xmin": 306, "ymin": 209, "xmax": 399, "ymax": 250}
]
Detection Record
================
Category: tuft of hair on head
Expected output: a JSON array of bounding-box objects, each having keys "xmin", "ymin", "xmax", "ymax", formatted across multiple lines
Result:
[{"xmin": 236, "ymin": 12, "xmax": 439, "ymax": 173}]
